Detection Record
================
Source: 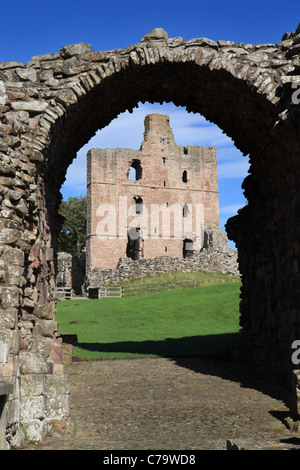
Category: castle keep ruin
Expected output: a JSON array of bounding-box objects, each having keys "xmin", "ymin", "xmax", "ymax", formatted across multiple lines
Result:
[{"xmin": 86, "ymin": 113, "xmax": 219, "ymax": 272}]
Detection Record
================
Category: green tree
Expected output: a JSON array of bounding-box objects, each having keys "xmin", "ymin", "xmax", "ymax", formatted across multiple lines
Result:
[{"xmin": 57, "ymin": 196, "xmax": 87, "ymax": 258}]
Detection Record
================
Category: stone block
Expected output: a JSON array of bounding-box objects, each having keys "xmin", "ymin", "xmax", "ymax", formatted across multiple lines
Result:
[
  {"xmin": 11, "ymin": 101, "xmax": 48, "ymax": 113},
  {"xmin": 60, "ymin": 42, "xmax": 91, "ymax": 58},
  {"xmin": 21, "ymin": 419, "xmax": 45, "ymax": 442},
  {"xmin": 0, "ymin": 62, "xmax": 24, "ymax": 69},
  {"xmin": 167, "ymin": 37, "xmax": 186, "ymax": 48},
  {"xmin": 50, "ymin": 338, "xmax": 63, "ymax": 364},
  {"xmin": 34, "ymin": 302, "xmax": 55, "ymax": 320},
  {"xmin": 44, "ymin": 394, "xmax": 69, "ymax": 420},
  {"xmin": 33, "ymin": 318, "xmax": 53, "ymax": 338},
  {"xmin": 28, "ymin": 149, "xmax": 44, "ymax": 162},
  {"xmin": 0, "ymin": 309, "xmax": 17, "ymax": 329},
  {"xmin": 186, "ymin": 37, "xmax": 218, "ymax": 48},
  {"xmin": 61, "ymin": 343, "xmax": 73, "ymax": 366},
  {"xmin": 53, "ymin": 363, "xmax": 65, "ymax": 375},
  {"xmin": 20, "ymin": 395, "xmax": 45, "ymax": 421},
  {"xmin": 30, "ymin": 337, "xmax": 53, "ymax": 359},
  {"xmin": 30, "ymin": 242, "xmax": 40, "ymax": 258},
  {"xmin": 10, "ymin": 330, "xmax": 19, "ymax": 355},
  {"xmin": 1, "ymin": 247, "xmax": 24, "ymax": 267},
  {"xmin": 20, "ymin": 375, "xmax": 44, "ymax": 398},
  {"xmin": 31, "ymin": 52, "xmax": 61, "ymax": 62},
  {"xmin": 141, "ymin": 28, "xmax": 168, "ymax": 43},
  {"xmin": 7, "ymin": 265, "xmax": 22, "ymax": 286},
  {"xmin": 15, "ymin": 68, "xmax": 37, "ymax": 82},
  {"xmin": 0, "ymin": 228, "xmax": 21, "ymax": 245},
  {"xmin": 0, "ymin": 287, "xmax": 20, "ymax": 309},
  {"xmin": 19, "ymin": 352, "xmax": 51, "ymax": 375},
  {"xmin": 44, "ymin": 374, "xmax": 70, "ymax": 397}
]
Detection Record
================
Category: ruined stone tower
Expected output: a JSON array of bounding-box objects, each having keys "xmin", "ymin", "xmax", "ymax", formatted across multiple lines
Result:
[{"xmin": 86, "ymin": 114, "xmax": 219, "ymax": 271}]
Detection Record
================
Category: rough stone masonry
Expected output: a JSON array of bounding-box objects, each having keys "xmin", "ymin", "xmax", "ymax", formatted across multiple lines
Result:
[
  {"xmin": 1, "ymin": 25, "xmax": 300, "ymax": 447},
  {"xmin": 86, "ymin": 112, "xmax": 220, "ymax": 271}
]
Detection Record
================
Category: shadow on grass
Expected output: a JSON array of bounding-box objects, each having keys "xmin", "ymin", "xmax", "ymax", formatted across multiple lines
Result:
[
  {"xmin": 77, "ymin": 332, "xmax": 239, "ymax": 359},
  {"xmin": 77, "ymin": 332, "xmax": 290, "ymax": 405}
]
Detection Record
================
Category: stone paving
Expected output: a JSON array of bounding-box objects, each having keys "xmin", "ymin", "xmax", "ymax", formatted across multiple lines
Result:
[{"xmin": 22, "ymin": 357, "xmax": 300, "ymax": 451}]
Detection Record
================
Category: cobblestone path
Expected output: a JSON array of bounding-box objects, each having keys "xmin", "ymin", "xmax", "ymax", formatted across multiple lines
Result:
[{"xmin": 24, "ymin": 357, "xmax": 300, "ymax": 450}]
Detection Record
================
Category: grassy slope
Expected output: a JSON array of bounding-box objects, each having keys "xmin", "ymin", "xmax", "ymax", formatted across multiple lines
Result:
[
  {"xmin": 117, "ymin": 269, "xmax": 240, "ymax": 287},
  {"xmin": 56, "ymin": 277, "xmax": 241, "ymax": 360}
]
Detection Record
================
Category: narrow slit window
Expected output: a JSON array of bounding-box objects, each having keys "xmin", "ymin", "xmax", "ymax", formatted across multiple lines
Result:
[
  {"xmin": 182, "ymin": 170, "xmax": 188, "ymax": 183},
  {"xmin": 134, "ymin": 196, "xmax": 143, "ymax": 214},
  {"xmin": 183, "ymin": 204, "xmax": 189, "ymax": 217}
]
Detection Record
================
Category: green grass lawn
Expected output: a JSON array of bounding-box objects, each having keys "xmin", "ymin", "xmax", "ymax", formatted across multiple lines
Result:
[{"xmin": 56, "ymin": 279, "xmax": 242, "ymax": 361}]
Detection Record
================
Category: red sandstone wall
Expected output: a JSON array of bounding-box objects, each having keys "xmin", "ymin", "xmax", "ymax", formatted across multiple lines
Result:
[{"xmin": 86, "ymin": 114, "xmax": 219, "ymax": 270}]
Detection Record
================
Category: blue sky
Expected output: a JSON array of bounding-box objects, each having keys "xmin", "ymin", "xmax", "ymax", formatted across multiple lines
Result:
[{"xmin": 1, "ymin": 1, "xmax": 298, "ymax": 244}]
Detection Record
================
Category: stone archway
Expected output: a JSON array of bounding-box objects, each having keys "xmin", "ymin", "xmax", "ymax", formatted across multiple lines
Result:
[{"xmin": 1, "ymin": 26, "xmax": 300, "ymax": 446}]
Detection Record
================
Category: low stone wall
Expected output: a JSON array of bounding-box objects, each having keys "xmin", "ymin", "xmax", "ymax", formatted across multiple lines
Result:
[
  {"xmin": 86, "ymin": 247, "xmax": 239, "ymax": 289},
  {"xmin": 56, "ymin": 252, "xmax": 72, "ymax": 289}
]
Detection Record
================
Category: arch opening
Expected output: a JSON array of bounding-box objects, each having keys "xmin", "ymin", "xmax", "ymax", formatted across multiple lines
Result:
[
  {"xmin": 34, "ymin": 48, "xmax": 294, "ymax": 381},
  {"xmin": 183, "ymin": 238, "xmax": 194, "ymax": 258},
  {"xmin": 42, "ymin": 57, "xmax": 276, "ymax": 223},
  {"xmin": 128, "ymin": 160, "xmax": 143, "ymax": 181}
]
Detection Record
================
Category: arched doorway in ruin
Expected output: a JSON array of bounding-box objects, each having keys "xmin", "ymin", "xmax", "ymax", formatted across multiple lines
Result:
[
  {"xmin": 126, "ymin": 227, "xmax": 141, "ymax": 261},
  {"xmin": 2, "ymin": 26, "xmax": 300, "ymax": 445},
  {"xmin": 183, "ymin": 238, "xmax": 195, "ymax": 258}
]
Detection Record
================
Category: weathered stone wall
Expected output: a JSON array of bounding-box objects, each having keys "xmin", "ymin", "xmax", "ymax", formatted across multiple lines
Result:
[
  {"xmin": 0, "ymin": 25, "xmax": 300, "ymax": 447},
  {"xmin": 86, "ymin": 113, "xmax": 218, "ymax": 271}
]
